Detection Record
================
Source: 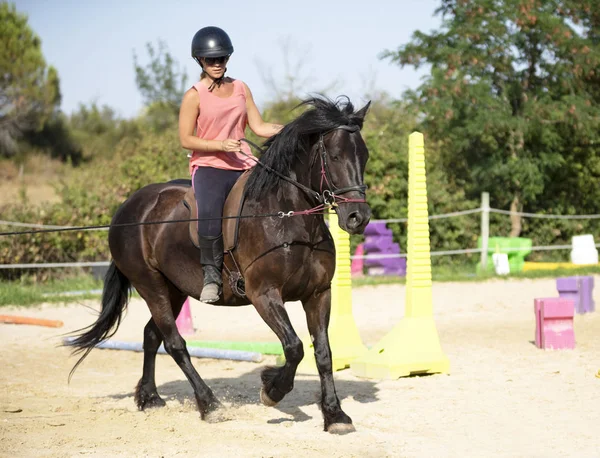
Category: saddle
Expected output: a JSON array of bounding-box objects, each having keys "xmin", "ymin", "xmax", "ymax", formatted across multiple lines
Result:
[{"xmin": 180, "ymin": 172, "xmax": 251, "ymax": 297}]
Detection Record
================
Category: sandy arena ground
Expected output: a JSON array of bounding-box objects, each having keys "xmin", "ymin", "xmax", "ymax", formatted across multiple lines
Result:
[{"xmin": 1, "ymin": 278, "xmax": 599, "ymax": 457}]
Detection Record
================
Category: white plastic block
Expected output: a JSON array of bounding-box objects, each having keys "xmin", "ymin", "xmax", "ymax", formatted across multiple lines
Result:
[
  {"xmin": 570, "ymin": 234, "xmax": 598, "ymax": 265},
  {"xmin": 492, "ymin": 253, "xmax": 510, "ymax": 275}
]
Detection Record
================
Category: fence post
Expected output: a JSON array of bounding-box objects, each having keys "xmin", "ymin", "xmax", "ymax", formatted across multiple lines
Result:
[{"xmin": 480, "ymin": 192, "xmax": 490, "ymax": 271}]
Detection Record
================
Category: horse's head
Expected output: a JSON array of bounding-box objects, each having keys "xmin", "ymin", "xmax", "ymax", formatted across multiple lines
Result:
[
  {"xmin": 244, "ymin": 96, "xmax": 373, "ymax": 235},
  {"xmin": 311, "ymin": 101, "xmax": 372, "ymax": 235}
]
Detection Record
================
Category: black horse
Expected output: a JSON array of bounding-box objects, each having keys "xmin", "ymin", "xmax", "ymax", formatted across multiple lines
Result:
[{"xmin": 69, "ymin": 96, "xmax": 372, "ymax": 434}]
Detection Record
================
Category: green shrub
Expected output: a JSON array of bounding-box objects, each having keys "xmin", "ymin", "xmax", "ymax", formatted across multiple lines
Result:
[{"xmin": 0, "ymin": 127, "xmax": 187, "ymax": 280}]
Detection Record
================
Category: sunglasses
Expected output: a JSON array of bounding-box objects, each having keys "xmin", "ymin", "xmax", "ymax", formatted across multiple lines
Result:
[{"xmin": 203, "ymin": 56, "xmax": 229, "ymax": 66}]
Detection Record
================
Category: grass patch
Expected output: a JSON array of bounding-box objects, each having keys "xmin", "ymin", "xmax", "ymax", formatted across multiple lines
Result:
[{"xmin": 0, "ymin": 274, "xmax": 103, "ymax": 307}]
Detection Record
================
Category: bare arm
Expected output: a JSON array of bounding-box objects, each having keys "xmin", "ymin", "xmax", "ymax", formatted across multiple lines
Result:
[
  {"xmin": 244, "ymin": 83, "xmax": 283, "ymax": 138},
  {"xmin": 178, "ymin": 88, "xmax": 241, "ymax": 153}
]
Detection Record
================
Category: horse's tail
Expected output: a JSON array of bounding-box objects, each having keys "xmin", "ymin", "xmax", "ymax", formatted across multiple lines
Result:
[{"xmin": 66, "ymin": 261, "xmax": 131, "ymax": 381}]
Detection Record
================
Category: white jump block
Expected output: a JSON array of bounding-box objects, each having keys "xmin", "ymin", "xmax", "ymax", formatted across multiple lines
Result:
[{"xmin": 570, "ymin": 234, "xmax": 598, "ymax": 265}]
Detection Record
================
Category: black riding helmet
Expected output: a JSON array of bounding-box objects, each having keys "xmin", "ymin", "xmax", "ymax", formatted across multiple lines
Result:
[{"xmin": 191, "ymin": 26, "xmax": 234, "ymax": 64}]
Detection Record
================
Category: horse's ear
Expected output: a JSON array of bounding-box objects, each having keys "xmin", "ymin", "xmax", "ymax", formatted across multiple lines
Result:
[{"xmin": 354, "ymin": 101, "xmax": 371, "ymax": 121}]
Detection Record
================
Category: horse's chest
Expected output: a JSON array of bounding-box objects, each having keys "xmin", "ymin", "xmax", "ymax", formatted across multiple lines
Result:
[{"xmin": 281, "ymin": 242, "xmax": 335, "ymax": 293}]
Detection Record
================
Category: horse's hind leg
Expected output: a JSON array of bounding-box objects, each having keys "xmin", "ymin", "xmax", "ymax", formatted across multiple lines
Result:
[
  {"xmin": 135, "ymin": 318, "xmax": 166, "ymax": 409},
  {"xmin": 303, "ymin": 288, "xmax": 354, "ymax": 434},
  {"xmin": 136, "ymin": 289, "xmax": 187, "ymax": 410},
  {"xmin": 250, "ymin": 288, "xmax": 304, "ymax": 406},
  {"xmin": 135, "ymin": 275, "xmax": 222, "ymax": 420}
]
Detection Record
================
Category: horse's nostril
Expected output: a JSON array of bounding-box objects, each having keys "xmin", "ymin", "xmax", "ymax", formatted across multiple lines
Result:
[{"xmin": 348, "ymin": 212, "xmax": 363, "ymax": 228}]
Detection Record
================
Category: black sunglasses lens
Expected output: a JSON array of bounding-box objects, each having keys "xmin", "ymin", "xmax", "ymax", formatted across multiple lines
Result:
[{"xmin": 205, "ymin": 56, "xmax": 227, "ymax": 65}]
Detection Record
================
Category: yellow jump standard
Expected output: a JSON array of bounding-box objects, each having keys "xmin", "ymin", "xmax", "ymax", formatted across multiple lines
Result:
[{"xmin": 351, "ymin": 132, "xmax": 450, "ymax": 379}]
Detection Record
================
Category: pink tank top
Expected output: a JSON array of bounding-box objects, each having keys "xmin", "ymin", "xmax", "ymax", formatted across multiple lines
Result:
[{"xmin": 188, "ymin": 79, "xmax": 256, "ymax": 175}]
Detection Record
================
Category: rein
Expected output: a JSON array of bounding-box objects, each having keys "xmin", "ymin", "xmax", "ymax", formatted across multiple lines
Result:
[
  {"xmin": 239, "ymin": 138, "xmax": 322, "ymax": 203},
  {"xmin": 240, "ymin": 125, "xmax": 367, "ymax": 211}
]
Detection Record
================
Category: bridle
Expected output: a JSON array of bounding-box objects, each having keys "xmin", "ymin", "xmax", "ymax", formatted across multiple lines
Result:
[
  {"xmin": 241, "ymin": 124, "xmax": 367, "ymax": 208},
  {"xmin": 314, "ymin": 125, "xmax": 367, "ymax": 206}
]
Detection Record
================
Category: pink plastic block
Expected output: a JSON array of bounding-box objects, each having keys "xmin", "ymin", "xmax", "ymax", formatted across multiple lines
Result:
[
  {"xmin": 351, "ymin": 243, "xmax": 364, "ymax": 277},
  {"xmin": 537, "ymin": 298, "xmax": 575, "ymax": 350},
  {"xmin": 176, "ymin": 298, "xmax": 194, "ymax": 335},
  {"xmin": 533, "ymin": 298, "xmax": 550, "ymax": 348}
]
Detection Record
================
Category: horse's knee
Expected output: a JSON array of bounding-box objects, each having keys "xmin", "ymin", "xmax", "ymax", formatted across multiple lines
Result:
[{"xmin": 284, "ymin": 338, "xmax": 304, "ymax": 365}]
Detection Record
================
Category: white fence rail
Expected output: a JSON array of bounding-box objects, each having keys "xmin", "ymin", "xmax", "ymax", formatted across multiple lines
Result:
[{"xmin": 0, "ymin": 261, "xmax": 110, "ymax": 269}]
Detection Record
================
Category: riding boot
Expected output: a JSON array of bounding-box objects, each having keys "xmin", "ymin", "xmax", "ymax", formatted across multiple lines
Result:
[{"xmin": 198, "ymin": 234, "xmax": 224, "ymax": 303}]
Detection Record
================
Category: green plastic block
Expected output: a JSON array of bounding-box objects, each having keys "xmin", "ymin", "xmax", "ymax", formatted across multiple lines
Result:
[{"xmin": 477, "ymin": 237, "xmax": 532, "ymax": 273}]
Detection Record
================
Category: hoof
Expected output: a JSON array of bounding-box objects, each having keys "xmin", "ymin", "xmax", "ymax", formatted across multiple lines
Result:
[
  {"xmin": 203, "ymin": 407, "xmax": 231, "ymax": 424},
  {"xmin": 136, "ymin": 393, "xmax": 166, "ymax": 411},
  {"xmin": 327, "ymin": 423, "xmax": 356, "ymax": 435},
  {"xmin": 259, "ymin": 387, "xmax": 278, "ymax": 407}
]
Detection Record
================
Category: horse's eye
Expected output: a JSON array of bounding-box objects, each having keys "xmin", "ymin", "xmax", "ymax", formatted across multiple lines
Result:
[{"xmin": 331, "ymin": 155, "xmax": 340, "ymax": 161}]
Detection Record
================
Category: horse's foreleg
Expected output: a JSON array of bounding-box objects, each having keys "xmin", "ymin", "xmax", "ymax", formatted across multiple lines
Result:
[
  {"xmin": 251, "ymin": 288, "xmax": 303, "ymax": 406},
  {"xmin": 135, "ymin": 318, "xmax": 167, "ymax": 410},
  {"xmin": 303, "ymin": 288, "xmax": 355, "ymax": 434}
]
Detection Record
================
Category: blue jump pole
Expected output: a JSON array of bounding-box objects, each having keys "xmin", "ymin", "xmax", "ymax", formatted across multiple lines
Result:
[{"xmin": 63, "ymin": 337, "xmax": 263, "ymax": 363}]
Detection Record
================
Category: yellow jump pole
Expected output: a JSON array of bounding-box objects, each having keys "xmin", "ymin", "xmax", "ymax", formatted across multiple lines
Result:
[
  {"xmin": 280, "ymin": 209, "xmax": 367, "ymax": 374},
  {"xmin": 351, "ymin": 132, "xmax": 450, "ymax": 379}
]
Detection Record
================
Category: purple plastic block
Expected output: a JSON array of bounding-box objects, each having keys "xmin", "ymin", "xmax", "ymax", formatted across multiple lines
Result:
[
  {"xmin": 556, "ymin": 276, "xmax": 595, "ymax": 314},
  {"xmin": 581, "ymin": 276, "xmax": 595, "ymax": 313},
  {"xmin": 367, "ymin": 258, "xmax": 407, "ymax": 276},
  {"xmin": 364, "ymin": 237, "xmax": 400, "ymax": 254},
  {"xmin": 381, "ymin": 257, "xmax": 406, "ymax": 276},
  {"xmin": 363, "ymin": 222, "xmax": 393, "ymax": 237},
  {"xmin": 557, "ymin": 278, "xmax": 579, "ymax": 312},
  {"xmin": 362, "ymin": 222, "xmax": 406, "ymax": 277}
]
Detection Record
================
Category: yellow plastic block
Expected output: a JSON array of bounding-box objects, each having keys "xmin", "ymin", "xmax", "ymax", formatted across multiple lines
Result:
[
  {"xmin": 522, "ymin": 262, "xmax": 598, "ymax": 272},
  {"xmin": 279, "ymin": 210, "xmax": 367, "ymax": 374},
  {"xmin": 351, "ymin": 132, "xmax": 449, "ymax": 379}
]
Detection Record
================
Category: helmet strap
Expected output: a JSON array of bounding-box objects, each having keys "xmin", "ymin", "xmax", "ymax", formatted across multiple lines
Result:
[
  {"xmin": 194, "ymin": 57, "xmax": 226, "ymax": 92},
  {"xmin": 207, "ymin": 67, "xmax": 227, "ymax": 92}
]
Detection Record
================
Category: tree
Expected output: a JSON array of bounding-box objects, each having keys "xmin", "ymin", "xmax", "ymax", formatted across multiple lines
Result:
[
  {"xmin": 0, "ymin": 2, "xmax": 61, "ymax": 156},
  {"xmin": 385, "ymin": 0, "xmax": 600, "ymax": 236},
  {"xmin": 133, "ymin": 40, "xmax": 188, "ymax": 131},
  {"xmin": 67, "ymin": 102, "xmax": 140, "ymax": 160},
  {"xmin": 26, "ymin": 112, "xmax": 82, "ymax": 164}
]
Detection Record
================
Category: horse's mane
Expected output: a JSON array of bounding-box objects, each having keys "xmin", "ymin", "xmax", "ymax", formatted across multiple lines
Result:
[{"xmin": 244, "ymin": 95, "xmax": 365, "ymax": 200}]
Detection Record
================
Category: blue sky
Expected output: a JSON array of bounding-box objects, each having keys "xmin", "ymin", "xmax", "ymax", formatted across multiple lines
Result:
[{"xmin": 14, "ymin": 0, "xmax": 441, "ymax": 118}]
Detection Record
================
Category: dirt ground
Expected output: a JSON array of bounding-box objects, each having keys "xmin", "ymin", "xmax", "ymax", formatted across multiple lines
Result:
[{"xmin": 1, "ymin": 278, "xmax": 599, "ymax": 458}]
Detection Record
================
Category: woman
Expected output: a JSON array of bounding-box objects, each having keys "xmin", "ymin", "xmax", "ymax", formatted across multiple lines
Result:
[{"xmin": 179, "ymin": 26, "xmax": 283, "ymax": 303}]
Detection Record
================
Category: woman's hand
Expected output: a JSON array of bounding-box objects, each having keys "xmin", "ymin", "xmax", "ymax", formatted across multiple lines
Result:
[{"xmin": 221, "ymin": 139, "xmax": 242, "ymax": 152}]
